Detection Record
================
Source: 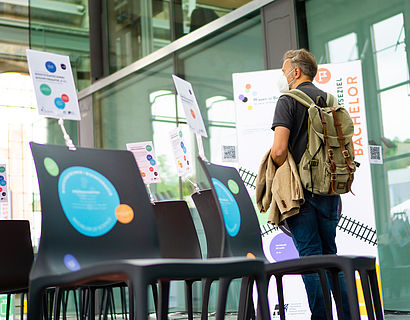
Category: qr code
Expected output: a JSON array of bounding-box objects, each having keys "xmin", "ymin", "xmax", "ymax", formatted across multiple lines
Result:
[
  {"xmin": 369, "ymin": 145, "xmax": 383, "ymax": 164},
  {"xmin": 222, "ymin": 145, "xmax": 237, "ymax": 161}
]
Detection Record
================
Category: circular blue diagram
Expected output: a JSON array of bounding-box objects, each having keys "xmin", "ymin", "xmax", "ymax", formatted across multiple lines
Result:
[
  {"xmin": 58, "ymin": 166, "xmax": 120, "ymax": 237},
  {"xmin": 45, "ymin": 61, "xmax": 56, "ymax": 73},
  {"xmin": 211, "ymin": 178, "xmax": 241, "ymax": 237},
  {"xmin": 64, "ymin": 254, "xmax": 81, "ymax": 271},
  {"xmin": 0, "ymin": 180, "xmax": 6, "ymax": 186},
  {"xmin": 54, "ymin": 97, "xmax": 66, "ymax": 109}
]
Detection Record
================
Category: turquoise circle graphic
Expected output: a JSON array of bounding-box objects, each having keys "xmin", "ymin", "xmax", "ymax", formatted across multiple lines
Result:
[
  {"xmin": 58, "ymin": 166, "xmax": 120, "ymax": 237},
  {"xmin": 211, "ymin": 178, "xmax": 241, "ymax": 237}
]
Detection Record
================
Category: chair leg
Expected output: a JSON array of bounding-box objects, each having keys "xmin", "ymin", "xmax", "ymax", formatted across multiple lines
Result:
[
  {"xmin": 53, "ymin": 288, "xmax": 63, "ymax": 320},
  {"xmin": 128, "ymin": 283, "xmax": 134, "ymax": 320},
  {"xmin": 358, "ymin": 270, "xmax": 375, "ymax": 320},
  {"xmin": 255, "ymin": 274, "xmax": 270, "ymax": 320},
  {"xmin": 131, "ymin": 276, "xmax": 148, "ymax": 320},
  {"xmin": 184, "ymin": 280, "xmax": 194, "ymax": 320},
  {"xmin": 368, "ymin": 269, "xmax": 383, "ymax": 320},
  {"xmin": 238, "ymin": 276, "xmax": 252, "ymax": 320},
  {"xmin": 158, "ymin": 280, "xmax": 170, "ymax": 320},
  {"xmin": 201, "ymin": 278, "xmax": 213, "ymax": 320},
  {"xmin": 120, "ymin": 286, "xmax": 127, "ymax": 320},
  {"xmin": 342, "ymin": 269, "xmax": 361, "ymax": 320},
  {"xmin": 318, "ymin": 270, "xmax": 333, "ymax": 320},
  {"xmin": 275, "ymin": 275, "xmax": 286, "ymax": 320},
  {"xmin": 329, "ymin": 270, "xmax": 344, "ymax": 320},
  {"xmin": 6, "ymin": 293, "xmax": 11, "ymax": 320},
  {"xmin": 215, "ymin": 277, "xmax": 232, "ymax": 320},
  {"xmin": 72, "ymin": 289, "xmax": 79, "ymax": 320},
  {"xmin": 28, "ymin": 282, "xmax": 46, "ymax": 320},
  {"xmin": 151, "ymin": 282, "xmax": 159, "ymax": 319}
]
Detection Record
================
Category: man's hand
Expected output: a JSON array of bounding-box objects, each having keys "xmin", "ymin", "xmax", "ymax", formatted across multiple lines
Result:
[{"xmin": 270, "ymin": 126, "xmax": 290, "ymax": 167}]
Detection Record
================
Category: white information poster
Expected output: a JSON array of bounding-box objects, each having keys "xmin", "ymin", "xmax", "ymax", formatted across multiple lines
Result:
[
  {"xmin": 233, "ymin": 61, "xmax": 379, "ymax": 319},
  {"xmin": 169, "ymin": 127, "xmax": 192, "ymax": 178},
  {"xmin": 26, "ymin": 49, "xmax": 81, "ymax": 121},
  {"xmin": 126, "ymin": 141, "xmax": 161, "ymax": 184},
  {"xmin": 172, "ymin": 75, "xmax": 208, "ymax": 137},
  {"xmin": 0, "ymin": 164, "xmax": 8, "ymax": 203}
]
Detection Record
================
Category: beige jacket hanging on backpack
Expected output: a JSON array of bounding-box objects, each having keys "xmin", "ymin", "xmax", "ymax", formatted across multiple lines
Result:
[{"xmin": 255, "ymin": 150, "xmax": 304, "ymax": 226}]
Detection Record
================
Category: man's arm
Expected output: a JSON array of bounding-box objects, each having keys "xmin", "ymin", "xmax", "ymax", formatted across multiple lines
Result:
[{"xmin": 270, "ymin": 126, "xmax": 290, "ymax": 167}]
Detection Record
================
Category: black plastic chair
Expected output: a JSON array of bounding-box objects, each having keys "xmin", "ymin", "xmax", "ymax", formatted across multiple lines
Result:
[
  {"xmin": 152, "ymin": 200, "xmax": 203, "ymax": 320},
  {"xmin": 198, "ymin": 157, "xmax": 383, "ymax": 320},
  {"xmin": 0, "ymin": 220, "xmax": 34, "ymax": 320},
  {"xmin": 29, "ymin": 142, "xmax": 270, "ymax": 320}
]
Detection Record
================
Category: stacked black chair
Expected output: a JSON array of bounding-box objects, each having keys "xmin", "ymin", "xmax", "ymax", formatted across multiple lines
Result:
[
  {"xmin": 152, "ymin": 200, "xmax": 203, "ymax": 319},
  {"xmin": 197, "ymin": 157, "xmax": 383, "ymax": 320},
  {"xmin": 0, "ymin": 220, "xmax": 34, "ymax": 320},
  {"xmin": 29, "ymin": 142, "xmax": 271, "ymax": 320}
]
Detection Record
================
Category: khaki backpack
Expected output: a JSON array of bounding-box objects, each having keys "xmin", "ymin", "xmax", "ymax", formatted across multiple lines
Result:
[{"xmin": 282, "ymin": 89, "xmax": 358, "ymax": 195}]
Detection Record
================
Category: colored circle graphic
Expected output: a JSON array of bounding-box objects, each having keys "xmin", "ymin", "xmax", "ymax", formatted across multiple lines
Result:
[
  {"xmin": 315, "ymin": 68, "xmax": 331, "ymax": 84},
  {"xmin": 64, "ymin": 254, "xmax": 81, "ymax": 271},
  {"xmin": 246, "ymin": 252, "xmax": 256, "ymax": 259},
  {"xmin": 115, "ymin": 204, "xmax": 134, "ymax": 224},
  {"xmin": 45, "ymin": 61, "xmax": 56, "ymax": 73},
  {"xmin": 40, "ymin": 84, "xmax": 52, "ymax": 96},
  {"xmin": 0, "ymin": 176, "xmax": 3, "ymax": 181},
  {"xmin": 150, "ymin": 159, "xmax": 156, "ymax": 165},
  {"xmin": 227, "ymin": 179, "xmax": 239, "ymax": 194},
  {"xmin": 54, "ymin": 98, "xmax": 65, "ymax": 109},
  {"xmin": 0, "ymin": 166, "xmax": 4, "ymax": 173},
  {"xmin": 0, "ymin": 180, "xmax": 6, "ymax": 186},
  {"xmin": 190, "ymin": 109, "xmax": 196, "ymax": 119},
  {"xmin": 58, "ymin": 166, "xmax": 120, "ymax": 237},
  {"xmin": 179, "ymin": 131, "xmax": 183, "ymax": 137},
  {"xmin": 61, "ymin": 94, "xmax": 69, "ymax": 102},
  {"xmin": 146, "ymin": 145, "xmax": 152, "ymax": 151},
  {"xmin": 211, "ymin": 178, "xmax": 241, "ymax": 237},
  {"xmin": 269, "ymin": 233, "xmax": 299, "ymax": 262},
  {"xmin": 44, "ymin": 157, "xmax": 59, "ymax": 177},
  {"xmin": 146, "ymin": 155, "xmax": 153, "ymax": 161}
]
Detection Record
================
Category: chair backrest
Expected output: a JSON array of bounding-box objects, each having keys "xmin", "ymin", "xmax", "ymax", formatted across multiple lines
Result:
[
  {"xmin": 152, "ymin": 200, "xmax": 202, "ymax": 259},
  {"xmin": 191, "ymin": 189, "xmax": 224, "ymax": 258},
  {"xmin": 30, "ymin": 142, "xmax": 161, "ymax": 277},
  {"xmin": 198, "ymin": 157, "xmax": 266, "ymax": 261},
  {"xmin": 0, "ymin": 220, "xmax": 34, "ymax": 292}
]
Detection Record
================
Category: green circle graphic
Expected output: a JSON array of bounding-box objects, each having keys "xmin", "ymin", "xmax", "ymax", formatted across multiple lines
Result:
[
  {"xmin": 44, "ymin": 157, "xmax": 59, "ymax": 176},
  {"xmin": 179, "ymin": 131, "xmax": 183, "ymax": 137},
  {"xmin": 146, "ymin": 145, "xmax": 152, "ymax": 151},
  {"xmin": 40, "ymin": 84, "xmax": 52, "ymax": 96},
  {"xmin": 228, "ymin": 179, "xmax": 239, "ymax": 194},
  {"xmin": 0, "ymin": 166, "xmax": 5, "ymax": 173}
]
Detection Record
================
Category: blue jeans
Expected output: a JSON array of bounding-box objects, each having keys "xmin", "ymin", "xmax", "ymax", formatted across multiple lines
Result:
[{"xmin": 286, "ymin": 189, "xmax": 351, "ymax": 320}]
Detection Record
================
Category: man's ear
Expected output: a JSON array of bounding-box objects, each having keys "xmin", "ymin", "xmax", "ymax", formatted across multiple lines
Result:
[{"xmin": 294, "ymin": 67, "xmax": 301, "ymax": 79}]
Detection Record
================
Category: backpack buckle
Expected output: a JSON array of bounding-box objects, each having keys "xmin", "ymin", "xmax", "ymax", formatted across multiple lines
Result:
[
  {"xmin": 342, "ymin": 150, "xmax": 350, "ymax": 158},
  {"xmin": 309, "ymin": 159, "xmax": 319, "ymax": 167},
  {"xmin": 331, "ymin": 174, "xmax": 337, "ymax": 181}
]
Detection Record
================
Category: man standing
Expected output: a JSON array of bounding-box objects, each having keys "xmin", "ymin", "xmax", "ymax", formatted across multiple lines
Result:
[{"xmin": 271, "ymin": 49, "xmax": 350, "ymax": 319}]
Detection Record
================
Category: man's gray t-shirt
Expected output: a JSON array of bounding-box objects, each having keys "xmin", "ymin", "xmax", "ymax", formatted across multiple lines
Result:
[{"xmin": 271, "ymin": 81, "xmax": 327, "ymax": 164}]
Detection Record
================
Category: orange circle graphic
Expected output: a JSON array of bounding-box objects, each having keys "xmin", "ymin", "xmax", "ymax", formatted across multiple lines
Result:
[
  {"xmin": 315, "ymin": 68, "xmax": 331, "ymax": 84},
  {"xmin": 246, "ymin": 252, "xmax": 256, "ymax": 259},
  {"xmin": 190, "ymin": 109, "xmax": 196, "ymax": 119},
  {"xmin": 115, "ymin": 204, "xmax": 134, "ymax": 224}
]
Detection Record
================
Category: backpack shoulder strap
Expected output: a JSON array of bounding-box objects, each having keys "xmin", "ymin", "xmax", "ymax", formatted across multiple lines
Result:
[
  {"xmin": 326, "ymin": 93, "xmax": 337, "ymax": 107},
  {"xmin": 281, "ymin": 89, "xmax": 315, "ymax": 109}
]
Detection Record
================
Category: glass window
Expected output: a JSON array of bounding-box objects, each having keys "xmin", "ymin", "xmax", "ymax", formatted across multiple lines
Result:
[
  {"xmin": 327, "ymin": 32, "xmax": 358, "ymax": 63},
  {"xmin": 29, "ymin": 0, "xmax": 91, "ymax": 90},
  {"xmin": 306, "ymin": 0, "xmax": 410, "ymax": 311},
  {"xmin": 106, "ymin": 0, "xmax": 171, "ymax": 73}
]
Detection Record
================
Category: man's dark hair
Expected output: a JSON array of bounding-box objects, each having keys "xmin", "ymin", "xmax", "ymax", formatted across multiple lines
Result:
[{"xmin": 283, "ymin": 49, "xmax": 318, "ymax": 80}]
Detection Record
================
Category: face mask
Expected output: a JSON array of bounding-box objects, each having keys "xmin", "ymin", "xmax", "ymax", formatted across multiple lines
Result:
[{"xmin": 277, "ymin": 68, "xmax": 295, "ymax": 93}]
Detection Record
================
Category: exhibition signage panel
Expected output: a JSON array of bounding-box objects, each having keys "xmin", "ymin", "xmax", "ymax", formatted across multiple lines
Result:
[
  {"xmin": 26, "ymin": 49, "xmax": 81, "ymax": 121},
  {"xmin": 126, "ymin": 141, "xmax": 161, "ymax": 184},
  {"xmin": 169, "ymin": 127, "xmax": 192, "ymax": 178},
  {"xmin": 0, "ymin": 164, "xmax": 8, "ymax": 203},
  {"xmin": 233, "ymin": 61, "xmax": 378, "ymax": 319}
]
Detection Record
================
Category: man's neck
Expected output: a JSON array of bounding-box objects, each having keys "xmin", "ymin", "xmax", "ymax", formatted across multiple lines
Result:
[{"xmin": 292, "ymin": 77, "xmax": 312, "ymax": 89}]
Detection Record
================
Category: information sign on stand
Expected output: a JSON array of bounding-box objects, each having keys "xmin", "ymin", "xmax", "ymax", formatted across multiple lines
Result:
[
  {"xmin": 0, "ymin": 164, "xmax": 8, "ymax": 203},
  {"xmin": 26, "ymin": 49, "xmax": 81, "ymax": 121},
  {"xmin": 126, "ymin": 141, "xmax": 161, "ymax": 184},
  {"xmin": 169, "ymin": 127, "xmax": 192, "ymax": 178}
]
